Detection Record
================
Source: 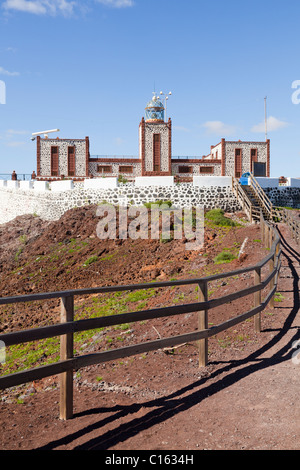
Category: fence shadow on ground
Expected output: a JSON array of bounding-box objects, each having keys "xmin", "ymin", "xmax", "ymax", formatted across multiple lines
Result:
[{"xmin": 36, "ymin": 227, "xmax": 300, "ymax": 451}]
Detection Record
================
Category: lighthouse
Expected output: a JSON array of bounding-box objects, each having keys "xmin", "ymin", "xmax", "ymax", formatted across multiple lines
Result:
[{"xmin": 139, "ymin": 93, "xmax": 172, "ymax": 176}]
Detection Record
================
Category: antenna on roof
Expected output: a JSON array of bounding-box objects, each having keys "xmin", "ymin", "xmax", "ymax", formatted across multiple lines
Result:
[
  {"xmin": 31, "ymin": 129, "xmax": 60, "ymax": 141},
  {"xmin": 264, "ymin": 97, "xmax": 268, "ymax": 141}
]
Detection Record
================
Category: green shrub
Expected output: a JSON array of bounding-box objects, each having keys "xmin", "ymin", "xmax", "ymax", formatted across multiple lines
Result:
[
  {"xmin": 214, "ymin": 250, "xmax": 237, "ymax": 264},
  {"xmin": 205, "ymin": 209, "xmax": 236, "ymax": 227}
]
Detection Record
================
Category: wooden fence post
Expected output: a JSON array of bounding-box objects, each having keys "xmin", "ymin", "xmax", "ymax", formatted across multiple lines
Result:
[
  {"xmin": 198, "ymin": 281, "xmax": 208, "ymax": 367},
  {"xmin": 60, "ymin": 295, "xmax": 74, "ymax": 420},
  {"xmin": 254, "ymin": 267, "xmax": 262, "ymax": 333},
  {"xmin": 269, "ymin": 253, "xmax": 275, "ymax": 309},
  {"xmin": 264, "ymin": 223, "xmax": 269, "ymax": 249}
]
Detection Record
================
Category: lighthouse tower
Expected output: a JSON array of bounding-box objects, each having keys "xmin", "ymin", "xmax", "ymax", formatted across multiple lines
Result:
[{"xmin": 139, "ymin": 93, "xmax": 172, "ymax": 176}]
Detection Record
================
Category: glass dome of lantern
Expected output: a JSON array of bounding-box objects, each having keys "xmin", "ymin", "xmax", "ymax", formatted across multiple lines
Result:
[{"xmin": 145, "ymin": 93, "xmax": 165, "ymax": 122}]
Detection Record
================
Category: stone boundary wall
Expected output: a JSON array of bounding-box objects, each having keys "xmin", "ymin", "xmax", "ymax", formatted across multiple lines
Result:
[
  {"xmin": 264, "ymin": 187, "xmax": 300, "ymax": 209},
  {"xmin": 0, "ymin": 184, "xmax": 241, "ymax": 225},
  {"xmin": 1, "ymin": 183, "xmax": 299, "ymax": 226}
]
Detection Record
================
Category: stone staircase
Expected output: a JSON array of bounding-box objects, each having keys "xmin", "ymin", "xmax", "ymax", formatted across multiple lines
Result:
[
  {"xmin": 240, "ymin": 185, "xmax": 271, "ymax": 221},
  {"xmin": 232, "ymin": 175, "xmax": 274, "ymax": 223}
]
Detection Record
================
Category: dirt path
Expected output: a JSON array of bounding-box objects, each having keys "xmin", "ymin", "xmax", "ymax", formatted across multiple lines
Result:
[{"xmin": 0, "ymin": 222, "xmax": 299, "ymax": 451}]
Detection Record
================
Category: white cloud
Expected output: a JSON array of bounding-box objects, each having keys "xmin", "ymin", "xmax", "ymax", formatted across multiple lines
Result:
[
  {"xmin": 115, "ymin": 136, "xmax": 125, "ymax": 145},
  {"xmin": 6, "ymin": 141, "xmax": 27, "ymax": 147},
  {"xmin": 95, "ymin": 0, "xmax": 134, "ymax": 7},
  {"xmin": 6, "ymin": 46, "xmax": 17, "ymax": 52},
  {"xmin": 0, "ymin": 130, "xmax": 28, "ymax": 146},
  {"xmin": 0, "ymin": 129, "xmax": 29, "ymax": 147},
  {"xmin": 2, "ymin": 0, "xmax": 76, "ymax": 16},
  {"xmin": 251, "ymin": 116, "xmax": 289, "ymax": 133},
  {"xmin": 202, "ymin": 120, "xmax": 236, "ymax": 136},
  {"xmin": 6, "ymin": 129, "xmax": 27, "ymax": 135},
  {"xmin": 1, "ymin": 0, "xmax": 134, "ymax": 16},
  {"xmin": 174, "ymin": 125, "xmax": 190, "ymax": 133},
  {"xmin": 0, "ymin": 66, "xmax": 19, "ymax": 76}
]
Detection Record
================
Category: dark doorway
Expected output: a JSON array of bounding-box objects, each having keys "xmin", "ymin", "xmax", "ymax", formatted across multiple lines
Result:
[{"xmin": 253, "ymin": 162, "xmax": 266, "ymax": 177}]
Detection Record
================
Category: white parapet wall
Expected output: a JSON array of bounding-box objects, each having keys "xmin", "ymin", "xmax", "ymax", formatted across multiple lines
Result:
[
  {"xmin": 193, "ymin": 176, "xmax": 232, "ymax": 187},
  {"xmin": 6, "ymin": 180, "xmax": 19, "ymax": 189},
  {"xmin": 287, "ymin": 178, "xmax": 300, "ymax": 188},
  {"xmin": 50, "ymin": 180, "xmax": 74, "ymax": 192},
  {"xmin": 19, "ymin": 180, "xmax": 34, "ymax": 190},
  {"xmin": 255, "ymin": 177, "xmax": 280, "ymax": 188},
  {"xmin": 34, "ymin": 181, "xmax": 50, "ymax": 191},
  {"xmin": 84, "ymin": 177, "xmax": 118, "ymax": 189},
  {"xmin": 135, "ymin": 176, "xmax": 174, "ymax": 187},
  {"xmin": 0, "ymin": 180, "xmax": 7, "ymax": 188}
]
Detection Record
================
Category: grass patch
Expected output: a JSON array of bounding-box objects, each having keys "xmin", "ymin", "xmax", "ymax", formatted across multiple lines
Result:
[
  {"xmin": 83, "ymin": 255, "xmax": 99, "ymax": 267},
  {"xmin": 143, "ymin": 200, "xmax": 173, "ymax": 209},
  {"xmin": 214, "ymin": 250, "xmax": 237, "ymax": 264},
  {"xmin": 124, "ymin": 289, "xmax": 156, "ymax": 303},
  {"xmin": 205, "ymin": 209, "xmax": 237, "ymax": 227},
  {"xmin": 274, "ymin": 292, "xmax": 284, "ymax": 302},
  {"xmin": 0, "ymin": 287, "xmax": 157, "ymax": 379}
]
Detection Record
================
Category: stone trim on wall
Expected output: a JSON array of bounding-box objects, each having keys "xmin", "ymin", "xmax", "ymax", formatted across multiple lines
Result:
[
  {"xmin": 140, "ymin": 117, "xmax": 146, "ymax": 176},
  {"xmin": 85, "ymin": 136, "xmax": 90, "ymax": 177},
  {"xmin": 168, "ymin": 118, "xmax": 172, "ymax": 175},
  {"xmin": 267, "ymin": 139, "xmax": 270, "ymax": 177},
  {"xmin": 36, "ymin": 136, "xmax": 41, "ymax": 177},
  {"xmin": 221, "ymin": 138, "xmax": 226, "ymax": 176}
]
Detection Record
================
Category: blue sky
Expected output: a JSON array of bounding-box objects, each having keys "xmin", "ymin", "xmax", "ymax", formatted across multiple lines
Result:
[{"xmin": 0, "ymin": 0, "xmax": 299, "ymax": 176}]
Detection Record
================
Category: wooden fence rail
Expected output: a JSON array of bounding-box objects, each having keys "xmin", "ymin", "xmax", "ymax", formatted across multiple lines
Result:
[
  {"xmin": 0, "ymin": 218, "xmax": 281, "ymax": 420},
  {"xmin": 277, "ymin": 208, "xmax": 300, "ymax": 246}
]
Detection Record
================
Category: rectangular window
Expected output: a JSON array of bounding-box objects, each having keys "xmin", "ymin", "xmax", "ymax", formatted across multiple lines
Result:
[
  {"xmin": 250, "ymin": 148, "xmax": 257, "ymax": 172},
  {"xmin": 200, "ymin": 166, "xmax": 214, "ymax": 174},
  {"xmin": 51, "ymin": 146, "xmax": 59, "ymax": 176},
  {"xmin": 235, "ymin": 148, "xmax": 242, "ymax": 178},
  {"xmin": 119, "ymin": 166, "xmax": 133, "ymax": 174},
  {"xmin": 97, "ymin": 165, "xmax": 112, "ymax": 174},
  {"xmin": 153, "ymin": 134, "xmax": 161, "ymax": 171},
  {"xmin": 178, "ymin": 166, "xmax": 193, "ymax": 174},
  {"xmin": 68, "ymin": 146, "xmax": 75, "ymax": 177}
]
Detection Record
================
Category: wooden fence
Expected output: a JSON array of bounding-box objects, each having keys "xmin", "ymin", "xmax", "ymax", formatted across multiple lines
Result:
[
  {"xmin": 273, "ymin": 207, "xmax": 300, "ymax": 246},
  {"xmin": 0, "ymin": 218, "xmax": 281, "ymax": 420}
]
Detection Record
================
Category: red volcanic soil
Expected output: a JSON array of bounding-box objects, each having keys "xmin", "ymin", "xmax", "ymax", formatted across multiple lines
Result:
[{"xmin": 0, "ymin": 206, "xmax": 299, "ymax": 450}]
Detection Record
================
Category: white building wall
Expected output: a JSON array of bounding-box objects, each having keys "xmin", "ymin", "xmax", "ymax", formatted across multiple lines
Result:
[{"xmin": 210, "ymin": 142, "xmax": 222, "ymax": 160}]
